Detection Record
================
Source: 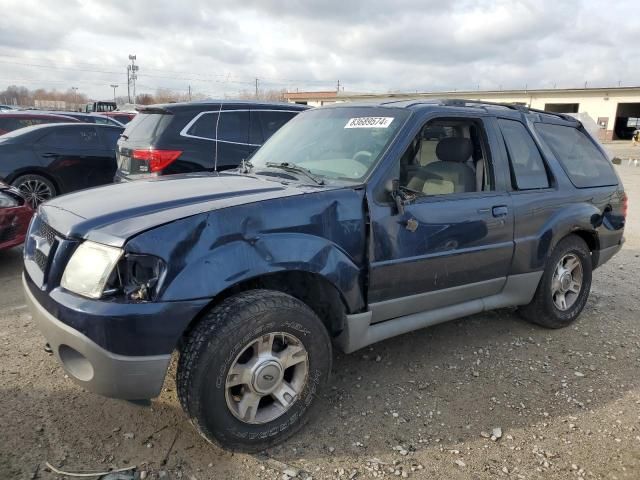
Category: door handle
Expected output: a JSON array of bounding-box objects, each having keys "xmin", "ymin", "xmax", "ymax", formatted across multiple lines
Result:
[
  {"xmin": 492, "ymin": 205, "xmax": 509, "ymax": 217},
  {"xmin": 41, "ymin": 153, "xmax": 57, "ymax": 158}
]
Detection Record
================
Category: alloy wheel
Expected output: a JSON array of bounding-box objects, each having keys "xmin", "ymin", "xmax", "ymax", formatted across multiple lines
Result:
[
  {"xmin": 551, "ymin": 253, "xmax": 583, "ymax": 311},
  {"xmin": 225, "ymin": 332, "xmax": 309, "ymax": 424},
  {"xmin": 17, "ymin": 178, "xmax": 53, "ymax": 208}
]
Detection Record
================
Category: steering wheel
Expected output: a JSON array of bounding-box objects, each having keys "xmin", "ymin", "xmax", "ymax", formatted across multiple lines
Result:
[{"xmin": 352, "ymin": 150, "xmax": 372, "ymax": 167}]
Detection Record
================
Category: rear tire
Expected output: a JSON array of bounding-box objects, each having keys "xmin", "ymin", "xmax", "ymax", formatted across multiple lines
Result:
[
  {"xmin": 11, "ymin": 174, "xmax": 56, "ymax": 208},
  {"xmin": 519, "ymin": 235, "xmax": 592, "ymax": 328},
  {"xmin": 177, "ymin": 289, "xmax": 332, "ymax": 452}
]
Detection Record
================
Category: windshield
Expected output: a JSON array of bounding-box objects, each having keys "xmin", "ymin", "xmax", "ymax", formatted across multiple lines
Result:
[{"xmin": 249, "ymin": 106, "xmax": 409, "ymax": 182}]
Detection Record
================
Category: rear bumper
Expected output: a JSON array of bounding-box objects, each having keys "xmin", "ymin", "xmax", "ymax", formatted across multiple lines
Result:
[
  {"xmin": 24, "ymin": 274, "xmax": 171, "ymax": 399},
  {"xmin": 593, "ymin": 240, "xmax": 623, "ymax": 269}
]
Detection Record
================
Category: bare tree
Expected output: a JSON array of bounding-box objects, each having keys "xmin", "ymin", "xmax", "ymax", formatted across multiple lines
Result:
[{"xmin": 235, "ymin": 88, "xmax": 287, "ymax": 102}]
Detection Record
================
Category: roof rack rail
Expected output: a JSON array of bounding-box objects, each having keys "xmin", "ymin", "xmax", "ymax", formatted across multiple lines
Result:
[
  {"xmin": 438, "ymin": 99, "xmax": 520, "ymax": 111},
  {"xmin": 523, "ymin": 106, "xmax": 578, "ymax": 122},
  {"xmin": 437, "ymin": 99, "xmax": 578, "ymax": 122},
  {"xmin": 383, "ymin": 98, "xmax": 580, "ymax": 123}
]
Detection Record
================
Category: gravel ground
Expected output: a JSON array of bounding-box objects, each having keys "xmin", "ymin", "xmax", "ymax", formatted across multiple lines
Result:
[{"xmin": 1, "ymin": 143, "xmax": 639, "ymax": 479}]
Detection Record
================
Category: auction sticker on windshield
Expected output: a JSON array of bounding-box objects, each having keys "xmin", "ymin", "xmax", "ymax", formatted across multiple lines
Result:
[{"xmin": 345, "ymin": 117, "xmax": 394, "ymax": 128}]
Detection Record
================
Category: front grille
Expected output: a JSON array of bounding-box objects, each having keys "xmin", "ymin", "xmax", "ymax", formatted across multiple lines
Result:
[
  {"xmin": 34, "ymin": 250, "xmax": 48, "ymax": 272},
  {"xmin": 26, "ymin": 217, "xmax": 61, "ymax": 275},
  {"xmin": 40, "ymin": 222, "xmax": 57, "ymax": 245}
]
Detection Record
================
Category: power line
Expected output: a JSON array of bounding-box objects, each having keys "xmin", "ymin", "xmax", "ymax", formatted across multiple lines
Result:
[{"xmin": 0, "ymin": 54, "xmax": 337, "ymax": 87}]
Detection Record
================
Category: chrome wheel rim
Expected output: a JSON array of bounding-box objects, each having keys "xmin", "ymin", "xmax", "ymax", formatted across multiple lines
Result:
[
  {"xmin": 225, "ymin": 332, "xmax": 309, "ymax": 424},
  {"xmin": 16, "ymin": 179, "xmax": 53, "ymax": 208},
  {"xmin": 551, "ymin": 253, "xmax": 583, "ymax": 311}
]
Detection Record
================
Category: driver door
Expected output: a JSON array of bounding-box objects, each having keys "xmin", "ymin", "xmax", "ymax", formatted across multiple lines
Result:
[{"xmin": 366, "ymin": 115, "xmax": 515, "ymax": 322}]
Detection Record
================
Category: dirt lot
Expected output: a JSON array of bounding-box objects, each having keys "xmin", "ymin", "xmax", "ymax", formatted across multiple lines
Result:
[{"xmin": 1, "ymin": 143, "xmax": 639, "ymax": 480}]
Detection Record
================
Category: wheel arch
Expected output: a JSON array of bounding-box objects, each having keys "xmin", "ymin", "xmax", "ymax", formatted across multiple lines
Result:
[{"xmin": 180, "ymin": 270, "xmax": 351, "ymax": 350}]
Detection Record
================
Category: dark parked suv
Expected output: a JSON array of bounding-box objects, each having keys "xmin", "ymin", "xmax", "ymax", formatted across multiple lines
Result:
[
  {"xmin": 114, "ymin": 100, "xmax": 307, "ymax": 181},
  {"xmin": 24, "ymin": 99, "xmax": 625, "ymax": 452}
]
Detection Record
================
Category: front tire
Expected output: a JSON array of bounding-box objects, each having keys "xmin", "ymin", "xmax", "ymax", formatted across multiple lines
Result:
[
  {"xmin": 177, "ymin": 290, "xmax": 332, "ymax": 452},
  {"xmin": 519, "ymin": 235, "xmax": 592, "ymax": 328}
]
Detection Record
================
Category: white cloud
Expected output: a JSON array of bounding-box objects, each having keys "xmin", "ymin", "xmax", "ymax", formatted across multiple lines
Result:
[{"xmin": 0, "ymin": 0, "xmax": 636, "ymax": 99}]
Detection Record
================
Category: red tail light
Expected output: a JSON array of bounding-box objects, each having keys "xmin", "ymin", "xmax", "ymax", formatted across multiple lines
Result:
[
  {"xmin": 622, "ymin": 192, "xmax": 628, "ymax": 218},
  {"xmin": 132, "ymin": 149, "xmax": 182, "ymax": 172}
]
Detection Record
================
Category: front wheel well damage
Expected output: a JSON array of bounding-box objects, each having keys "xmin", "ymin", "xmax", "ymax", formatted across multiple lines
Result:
[{"xmin": 180, "ymin": 271, "xmax": 348, "ymax": 350}]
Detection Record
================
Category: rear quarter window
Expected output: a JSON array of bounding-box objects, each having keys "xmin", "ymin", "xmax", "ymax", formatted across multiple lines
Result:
[{"xmin": 535, "ymin": 123, "xmax": 618, "ymax": 188}]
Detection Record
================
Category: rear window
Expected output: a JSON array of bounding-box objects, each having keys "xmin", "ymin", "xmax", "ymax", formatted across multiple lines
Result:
[
  {"xmin": 498, "ymin": 119, "xmax": 550, "ymax": 190},
  {"xmin": 535, "ymin": 123, "xmax": 618, "ymax": 188},
  {"xmin": 122, "ymin": 113, "xmax": 172, "ymax": 143}
]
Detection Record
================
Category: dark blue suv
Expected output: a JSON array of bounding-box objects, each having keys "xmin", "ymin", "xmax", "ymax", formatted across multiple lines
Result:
[{"xmin": 23, "ymin": 99, "xmax": 626, "ymax": 452}]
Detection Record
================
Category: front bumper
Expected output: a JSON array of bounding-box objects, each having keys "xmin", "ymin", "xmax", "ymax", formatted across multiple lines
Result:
[{"xmin": 24, "ymin": 274, "xmax": 171, "ymax": 399}]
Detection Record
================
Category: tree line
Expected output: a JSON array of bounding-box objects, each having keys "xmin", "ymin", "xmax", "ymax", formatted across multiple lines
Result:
[{"xmin": 1, "ymin": 84, "xmax": 289, "ymax": 108}]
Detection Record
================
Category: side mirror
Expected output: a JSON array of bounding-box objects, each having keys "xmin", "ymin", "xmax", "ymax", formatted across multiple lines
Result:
[{"xmin": 385, "ymin": 178, "xmax": 405, "ymax": 215}]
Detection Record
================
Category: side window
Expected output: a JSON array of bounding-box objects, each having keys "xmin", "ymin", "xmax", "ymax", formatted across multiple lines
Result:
[
  {"xmin": 259, "ymin": 111, "xmax": 297, "ymax": 142},
  {"xmin": 186, "ymin": 112, "xmax": 219, "ymax": 140},
  {"xmin": 534, "ymin": 123, "xmax": 618, "ymax": 188},
  {"xmin": 38, "ymin": 127, "xmax": 99, "ymax": 148},
  {"xmin": 218, "ymin": 111, "xmax": 250, "ymax": 143},
  {"xmin": 498, "ymin": 119, "xmax": 549, "ymax": 190},
  {"xmin": 398, "ymin": 118, "xmax": 493, "ymax": 196}
]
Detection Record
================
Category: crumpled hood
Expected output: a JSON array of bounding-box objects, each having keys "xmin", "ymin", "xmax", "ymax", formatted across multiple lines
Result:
[{"xmin": 39, "ymin": 173, "xmax": 314, "ymax": 247}]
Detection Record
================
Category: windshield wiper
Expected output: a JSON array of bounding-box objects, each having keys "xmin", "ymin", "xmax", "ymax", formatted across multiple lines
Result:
[{"xmin": 265, "ymin": 162, "xmax": 325, "ymax": 185}]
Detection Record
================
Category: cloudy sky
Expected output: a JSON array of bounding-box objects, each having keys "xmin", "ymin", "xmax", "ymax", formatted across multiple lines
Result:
[{"xmin": 0, "ymin": 0, "xmax": 637, "ymax": 99}]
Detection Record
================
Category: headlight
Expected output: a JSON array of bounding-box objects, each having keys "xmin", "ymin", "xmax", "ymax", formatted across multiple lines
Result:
[
  {"xmin": 61, "ymin": 241, "xmax": 123, "ymax": 299},
  {"xmin": 0, "ymin": 192, "xmax": 19, "ymax": 208}
]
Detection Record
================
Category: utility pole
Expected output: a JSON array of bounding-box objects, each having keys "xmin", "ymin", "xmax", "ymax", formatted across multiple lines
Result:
[
  {"xmin": 255, "ymin": 78, "xmax": 259, "ymax": 99},
  {"xmin": 128, "ymin": 54, "xmax": 138, "ymax": 104},
  {"xmin": 127, "ymin": 67, "xmax": 131, "ymax": 103},
  {"xmin": 110, "ymin": 84, "xmax": 118, "ymax": 104},
  {"xmin": 71, "ymin": 86, "xmax": 78, "ymax": 111},
  {"xmin": 336, "ymin": 79, "xmax": 340, "ymax": 92},
  {"xmin": 188, "ymin": 84, "xmax": 192, "ymax": 101}
]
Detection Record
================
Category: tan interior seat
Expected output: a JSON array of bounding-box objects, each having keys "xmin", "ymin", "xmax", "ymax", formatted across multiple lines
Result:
[{"xmin": 408, "ymin": 137, "xmax": 476, "ymax": 195}]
